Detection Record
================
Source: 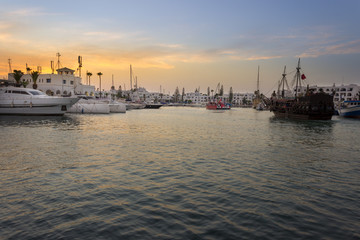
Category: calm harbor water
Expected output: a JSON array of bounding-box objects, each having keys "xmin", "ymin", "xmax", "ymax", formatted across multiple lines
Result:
[{"xmin": 0, "ymin": 107, "xmax": 359, "ymax": 240}]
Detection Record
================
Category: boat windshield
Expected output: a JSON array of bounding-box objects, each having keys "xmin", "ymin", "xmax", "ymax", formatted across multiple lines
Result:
[{"xmin": 29, "ymin": 91, "xmax": 46, "ymax": 96}]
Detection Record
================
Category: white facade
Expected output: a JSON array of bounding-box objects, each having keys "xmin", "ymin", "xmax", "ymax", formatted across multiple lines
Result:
[
  {"xmin": 184, "ymin": 92, "xmax": 209, "ymax": 104},
  {"xmin": 295, "ymin": 84, "xmax": 360, "ymax": 102},
  {"xmin": 232, "ymin": 92, "xmax": 255, "ymax": 105},
  {"xmin": 8, "ymin": 67, "xmax": 95, "ymax": 96}
]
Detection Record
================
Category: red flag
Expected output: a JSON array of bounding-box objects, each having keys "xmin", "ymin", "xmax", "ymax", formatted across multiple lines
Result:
[{"xmin": 301, "ymin": 74, "xmax": 306, "ymax": 80}]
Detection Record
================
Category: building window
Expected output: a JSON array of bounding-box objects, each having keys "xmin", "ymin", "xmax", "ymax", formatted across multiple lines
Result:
[
  {"xmin": 70, "ymin": 81, "xmax": 74, "ymax": 85},
  {"xmin": 63, "ymin": 80, "xmax": 66, "ymax": 84},
  {"xmin": 46, "ymin": 78, "xmax": 51, "ymax": 83}
]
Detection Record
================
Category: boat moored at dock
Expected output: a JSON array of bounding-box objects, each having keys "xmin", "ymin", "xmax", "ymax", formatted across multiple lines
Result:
[
  {"xmin": 269, "ymin": 59, "xmax": 334, "ymax": 120},
  {"xmin": 206, "ymin": 100, "xmax": 231, "ymax": 110},
  {"xmin": 67, "ymin": 96, "xmax": 110, "ymax": 114},
  {"xmin": 339, "ymin": 100, "xmax": 360, "ymax": 118},
  {"xmin": 0, "ymin": 86, "xmax": 79, "ymax": 116}
]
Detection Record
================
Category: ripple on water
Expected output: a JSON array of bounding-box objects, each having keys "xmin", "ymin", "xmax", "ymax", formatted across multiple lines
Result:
[{"xmin": 1, "ymin": 109, "xmax": 360, "ymax": 239}]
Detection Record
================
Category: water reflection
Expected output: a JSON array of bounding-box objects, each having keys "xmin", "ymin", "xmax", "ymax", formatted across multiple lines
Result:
[{"xmin": 0, "ymin": 115, "xmax": 80, "ymax": 129}]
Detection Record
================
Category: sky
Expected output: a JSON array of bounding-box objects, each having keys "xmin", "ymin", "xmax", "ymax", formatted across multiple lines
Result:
[{"xmin": 0, "ymin": 0, "xmax": 359, "ymax": 95}]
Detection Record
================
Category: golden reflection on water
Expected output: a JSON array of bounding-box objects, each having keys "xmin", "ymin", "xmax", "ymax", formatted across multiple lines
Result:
[{"xmin": 1, "ymin": 108, "xmax": 359, "ymax": 239}]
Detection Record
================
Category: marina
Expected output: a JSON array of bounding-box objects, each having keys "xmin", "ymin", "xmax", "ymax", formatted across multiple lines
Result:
[
  {"xmin": 1, "ymin": 1, "xmax": 360, "ymax": 239},
  {"xmin": 0, "ymin": 107, "xmax": 359, "ymax": 239}
]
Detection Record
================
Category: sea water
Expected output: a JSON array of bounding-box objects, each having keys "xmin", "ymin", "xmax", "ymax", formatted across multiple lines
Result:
[{"xmin": 0, "ymin": 107, "xmax": 359, "ymax": 239}]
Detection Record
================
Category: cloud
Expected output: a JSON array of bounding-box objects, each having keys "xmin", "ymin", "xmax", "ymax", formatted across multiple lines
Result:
[
  {"xmin": 82, "ymin": 30, "xmax": 146, "ymax": 42},
  {"xmin": 299, "ymin": 39, "xmax": 360, "ymax": 58},
  {"xmin": 7, "ymin": 7, "xmax": 62, "ymax": 17}
]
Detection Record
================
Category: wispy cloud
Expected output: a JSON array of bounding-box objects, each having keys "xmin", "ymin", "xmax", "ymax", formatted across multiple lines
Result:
[
  {"xmin": 7, "ymin": 7, "xmax": 62, "ymax": 17},
  {"xmin": 299, "ymin": 39, "xmax": 360, "ymax": 58},
  {"xmin": 83, "ymin": 31, "xmax": 124, "ymax": 40}
]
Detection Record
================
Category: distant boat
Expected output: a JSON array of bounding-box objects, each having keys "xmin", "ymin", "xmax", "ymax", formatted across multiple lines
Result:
[
  {"xmin": 338, "ymin": 100, "xmax": 360, "ymax": 118},
  {"xmin": 206, "ymin": 99, "xmax": 231, "ymax": 110},
  {"xmin": 269, "ymin": 59, "xmax": 334, "ymax": 120},
  {"xmin": 0, "ymin": 86, "xmax": 79, "ymax": 116},
  {"xmin": 255, "ymin": 102, "xmax": 265, "ymax": 111},
  {"xmin": 253, "ymin": 66, "xmax": 264, "ymax": 110},
  {"xmin": 144, "ymin": 103, "xmax": 162, "ymax": 109},
  {"xmin": 126, "ymin": 102, "xmax": 146, "ymax": 110}
]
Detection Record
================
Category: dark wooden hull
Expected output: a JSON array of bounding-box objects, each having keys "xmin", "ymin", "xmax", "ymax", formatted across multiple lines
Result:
[
  {"xmin": 270, "ymin": 93, "xmax": 334, "ymax": 121},
  {"xmin": 272, "ymin": 111, "xmax": 333, "ymax": 120}
]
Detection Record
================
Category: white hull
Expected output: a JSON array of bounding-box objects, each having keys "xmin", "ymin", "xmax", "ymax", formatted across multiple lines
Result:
[
  {"xmin": 109, "ymin": 103, "xmax": 126, "ymax": 113},
  {"xmin": 339, "ymin": 101, "xmax": 360, "ymax": 118},
  {"xmin": 0, "ymin": 105, "xmax": 73, "ymax": 115},
  {"xmin": 67, "ymin": 99, "xmax": 110, "ymax": 114},
  {"xmin": 0, "ymin": 87, "xmax": 79, "ymax": 116}
]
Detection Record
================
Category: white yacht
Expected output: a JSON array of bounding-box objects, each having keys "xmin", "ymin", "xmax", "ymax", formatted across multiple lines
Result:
[
  {"xmin": 0, "ymin": 86, "xmax": 79, "ymax": 116},
  {"xmin": 67, "ymin": 96, "xmax": 110, "ymax": 114},
  {"xmin": 107, "ymin": 100, "xmax": 126, "ymax": 113}
]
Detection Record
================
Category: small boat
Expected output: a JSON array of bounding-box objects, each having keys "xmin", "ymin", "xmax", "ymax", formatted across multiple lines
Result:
[
  {"xmin": 67, "ymin": 96, "xmax": 110, "ymax": 114},
  {"xmin": 101, "ymin": 100, "xmax": 126, "ymax": 113},
  {"xmin": 144, "ymin": 103, "xmax": 162, "ymax": 109},
  {"xmin": 256, "ymin": 102, "xmax": 265, "ymax": 111},
  {"xmin": 338, "ymin": 100, "xmax": 360, "ymax": 118},
  {"xmin": 109, "ymin": 101, "xmax": 126, "ymax": 113},
  {"xmin": 253, "ymin": 66, "xmax": 265, "ymax": 110},
  {"xmin": 206, "ymin": 99, "xmax": 231, "ymax": 110},
  {"xmin": 0, "ymin": 86, "xmax": 79, "ymax": 116},
  {"xmin": 126, "ymin": 102, "xmax": 146, "ymax": 110},
  {"xmin": 269, "ymin": 59, "xmax": 334, "ymax": 120}
]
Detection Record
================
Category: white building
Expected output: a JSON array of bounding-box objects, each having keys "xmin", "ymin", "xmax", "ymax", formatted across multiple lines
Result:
[
  {"xmin": 295, "ymin": 84, "xmax": 360, "ymax": 102},
  {"xmin": 232, "ymin": 92, "xmax": 255, "ymax": 106},
  {"xmin": 8, "ymin": 67, "xmax": 95, "ymax": 96},
  {"xmin": 184, "ymin": 91, "xmax": 209, "ymax": 104}
]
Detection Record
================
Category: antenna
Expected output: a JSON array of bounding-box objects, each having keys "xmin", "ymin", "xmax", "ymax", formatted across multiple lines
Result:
[
  {"xmin": 51, "ymin": 61, "xmax": 54, "ymax": 74},
  {"xmin": 56, "ymin": 52, "xmax": 62, "ymax": 70},
  {"xmin": 78, "ymin": 56, "xmax": 82, "ymax": 77},
  {"xmin": 8, "ymin": 58, "xmax": 12, "ymax": 73},
  {"xmin": 111, "ymin": 74, "xmax": 115, "ymax": 90}
]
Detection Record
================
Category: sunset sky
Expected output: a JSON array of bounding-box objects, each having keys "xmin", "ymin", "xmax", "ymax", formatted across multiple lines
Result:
[{"xmin": 1, "ymin": 0, "xmax": 359, "ymax": 95}]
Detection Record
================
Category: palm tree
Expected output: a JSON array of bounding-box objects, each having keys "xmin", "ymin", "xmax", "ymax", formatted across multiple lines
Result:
[
  {"xmin": 97, "ymin": 72, "xmax": 103, "ymax": 98},
  {"xmin": 31, "ymin": 71, "xmax": 40, "ymax": 89},
  {"xmin": 13, "ymin": 70, "xmax": 24, "ymax": 87},
  {"xmin": 87, "ymin": 72, "xmax": 92, "ymax": 85},
  {"xmin": 22, "ymin": 79, "xmax": 29, "ymax": 88}
]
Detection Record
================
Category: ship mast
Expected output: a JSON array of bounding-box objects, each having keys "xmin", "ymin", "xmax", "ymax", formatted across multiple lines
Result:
[
  {"xmin": 130, "ymin": 64, "xmax": 133, "ymax": 91},
  {"xmin": 277, "ymin": 66, "xmax": 288, "ymax": 98},
  {"xmin": 295, "ymin": 58, "xmax": 301, "ymax": 99}
]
